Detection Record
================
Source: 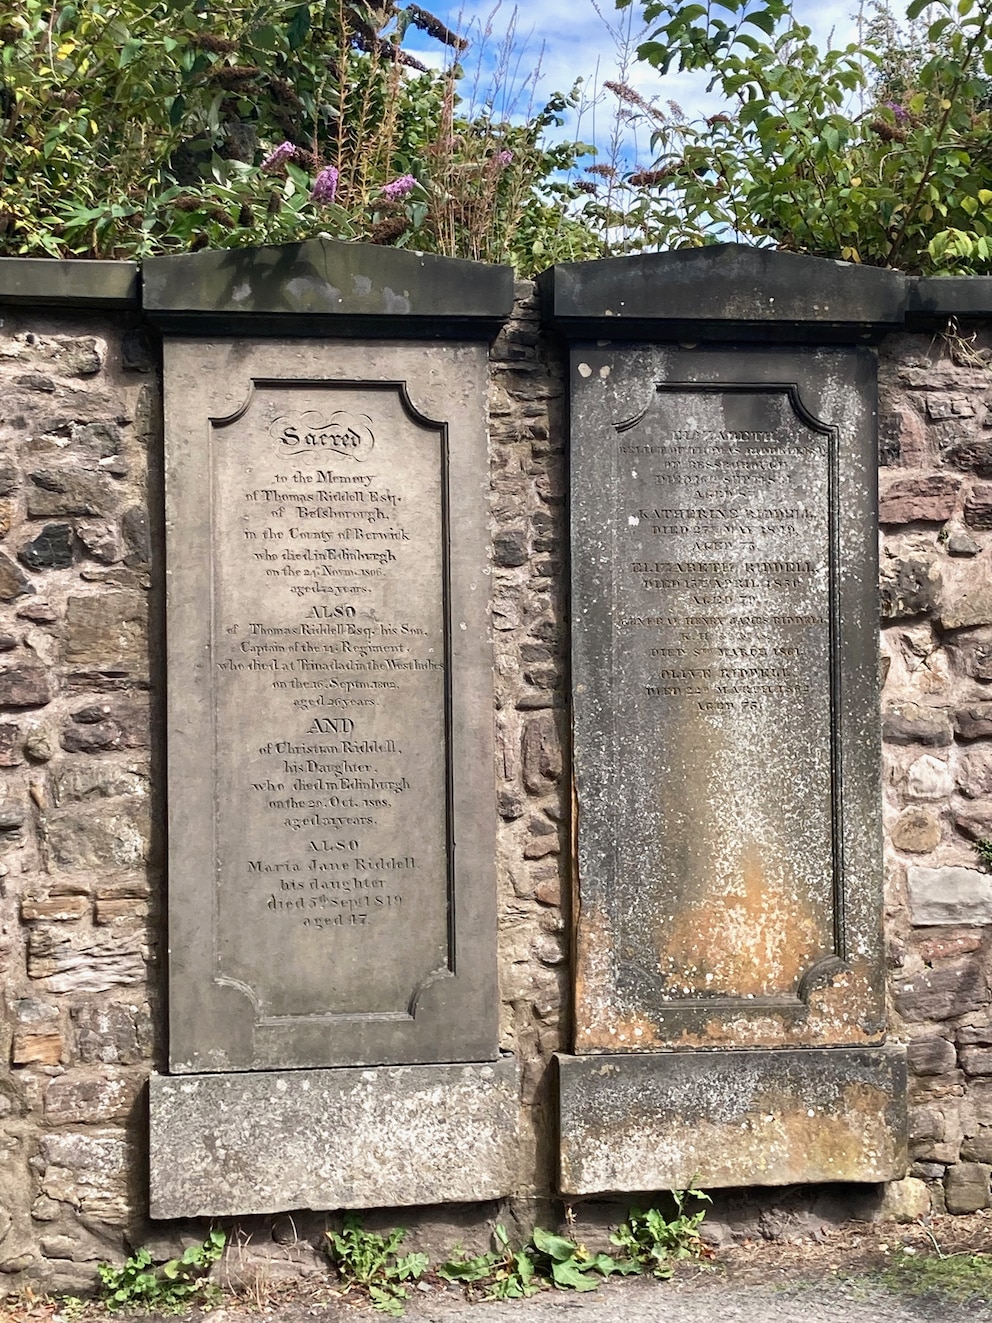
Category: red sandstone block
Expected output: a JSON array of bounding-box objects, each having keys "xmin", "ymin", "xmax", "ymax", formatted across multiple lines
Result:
[{"xmin": 879, "ymin": 471, "xmax": 961, "ymax": 524}]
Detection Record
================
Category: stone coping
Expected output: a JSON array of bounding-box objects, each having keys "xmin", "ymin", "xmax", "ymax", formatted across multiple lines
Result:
[
  {"xmin": 909, "ymin": 276, "xmax": 992, "ymax": 321},
  {"xmin": 541, "ymin": 245, "xmax": 992, "ymax": 340},
  {"xmin": 142, "ymin": 238, "xmax": 515, "ymax": 338},
  {"xmin": 5, "ymin": 246, "xmax": 992, "ymax": 334},
  {"xmin": 0, "ymin": 258, "xmax": 139, "ymax": 308},
  {"xmin": 540, "ymin": 246, "xmax": 905, "ymax": 338}
]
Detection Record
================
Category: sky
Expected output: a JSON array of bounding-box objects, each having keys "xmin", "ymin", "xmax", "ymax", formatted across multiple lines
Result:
[{"xmin": 403, "ymin": 0, "xmax": 867, "ymax": 171}]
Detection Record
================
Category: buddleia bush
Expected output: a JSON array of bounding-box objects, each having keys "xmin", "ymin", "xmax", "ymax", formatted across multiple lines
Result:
[
  {"xmin": 611, "ymin": 0, "xmax": 992, "ymax": 272},
  {"xmin": 0, "ymin": 0, "xmax": 595, "ymax": 269}
]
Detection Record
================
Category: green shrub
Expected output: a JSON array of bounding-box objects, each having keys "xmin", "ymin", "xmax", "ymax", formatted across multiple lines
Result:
[
  {"xmin": 613, "ymin": 0, "xmax": 992, "ymax": 272},
  {"xmin": 0, "ymin": 0, "xmax": 594, "ymax": 271}
]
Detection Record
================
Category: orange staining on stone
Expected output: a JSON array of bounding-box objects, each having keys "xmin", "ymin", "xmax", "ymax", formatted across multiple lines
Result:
[
  {"xmin": 574, "ymin": 906, "xmax": 665, "ymax": 1052},
  {"xmin": 571, "ymin": 843, "xmax": 879, "ymax": 1051},
  {"xmin": 652, "ymin": 843, "xmax": 825, "ymax": 1000}
]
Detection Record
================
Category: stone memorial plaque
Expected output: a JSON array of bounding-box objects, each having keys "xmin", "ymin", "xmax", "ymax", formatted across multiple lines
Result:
[
  {"xmin": 570, "ymin": 345, "xmax": 883, "ymax": 1052},
  {"xmin": 164, "ymin": 340, "xmax": 496, "ymax": 1072}
]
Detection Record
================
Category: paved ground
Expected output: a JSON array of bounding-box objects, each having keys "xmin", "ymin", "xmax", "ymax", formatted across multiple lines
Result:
[
  {"xmin": 7, "ymin": 1210, "xmax": 992, "ymax": 1323},
  {"xmin": 232, "ymin": 1208, "xmax": 992, "ymax": 1323},
  {"xmin": 405, "ymin": 1271, "xmax": 986, "ymax": 1323}
]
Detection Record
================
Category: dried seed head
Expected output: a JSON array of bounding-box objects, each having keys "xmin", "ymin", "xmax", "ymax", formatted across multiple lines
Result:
[
  {"xmin": 370, "ymin": 215, "xmax": 409, "ymax": 244},
  {"xmin": 870, "ymin": 117, "xmax": 907, "ymax": 142},
  {"xmin": 396, "ymin": 48, "xmax": 429, "ymax": 72},
  {"xmin": 604, "ymin": 80, "xmax": 652, "ymax": 113},
  {"xmin": 268, "ymin": 77, "xmax": 303, "ymax": 110},
  {"xmin": 208, "ymin": 64, "xmax": 262, "ymax": 86},
  {"xmin": 629, "ymin": 167, "xmax": 673, "ymax": 187},
  {"xmin": 405, "ymin": 4, "xmax": 469, "ymax": 51},
  {"xmin": 274, "ymin": 107, "xmax": 297, "ymax": 138},
  {"xmin": 192, "ymin": 34, "xmax": 238, "ymax": 54}
]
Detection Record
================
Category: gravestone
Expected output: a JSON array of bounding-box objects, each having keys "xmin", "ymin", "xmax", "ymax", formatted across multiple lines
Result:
[
  {"xmin": 544, "ymin": 247, "xmax": 908, "ymax": 1193},
  {"xmin": 144, "ymin": 239, "xmax": 517, "ymax": 1215}
]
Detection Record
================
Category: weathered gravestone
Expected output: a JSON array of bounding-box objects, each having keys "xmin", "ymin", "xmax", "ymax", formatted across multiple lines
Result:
[
  {"xmin": 143, "ymin": 240, "xmax": 517, "ymax": 1216},
  {"xmin": 543, "ymin": 247, "xmax": 908, "ymax": 1193}
]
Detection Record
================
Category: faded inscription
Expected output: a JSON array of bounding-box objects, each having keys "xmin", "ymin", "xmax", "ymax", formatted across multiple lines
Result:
[
  {"xmin": 210, "ymin": 386, "xmax": 448, "ymax": 1019},
  {"xmin": 611, "ymin": 388, "xmax": 835, "ymax": 1002}
]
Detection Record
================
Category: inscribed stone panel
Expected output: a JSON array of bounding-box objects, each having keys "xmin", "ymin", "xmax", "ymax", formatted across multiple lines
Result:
[
  {"xmin": 164, "ymin": 340, "xmax": 496, "ymax": 1071},
  {"xmin": 570, "ymin": 345, "xmax": 883, "ymax": 1052}
]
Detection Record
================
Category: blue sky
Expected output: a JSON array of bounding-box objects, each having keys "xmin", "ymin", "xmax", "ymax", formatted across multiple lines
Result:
[{"xmin": 404, "ymin": 0, "xmax": 866, "ymax": 170}]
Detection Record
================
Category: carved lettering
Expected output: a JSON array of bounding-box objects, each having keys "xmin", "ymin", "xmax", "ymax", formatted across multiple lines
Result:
[
  {"xmin": 592, "ymin": 384, "xmax": 836, "ymax": 1004},
  {"xmin": 270, "ymin": 410, "xmax": 375, "ymax": 460},
  {"xmin": 208, "ymin": 382, "xmax": 449, "ymax": 1020}
]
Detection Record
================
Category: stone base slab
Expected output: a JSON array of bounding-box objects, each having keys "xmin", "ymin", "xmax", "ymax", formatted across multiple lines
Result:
[
  {"xmin": 149, "ymin": 1058, "xmax": 520, "ymax": 1218},
  {"xmin": 557, "ymin": 1047, "xmax": 907, "ymax": 1195}
]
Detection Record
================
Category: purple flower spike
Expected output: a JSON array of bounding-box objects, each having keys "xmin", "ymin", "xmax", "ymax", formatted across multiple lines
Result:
[
  {"xmin": 883, "ymin": 101, "xmax": 909, "ymax": 120},
  {"xmin": 494, "ymin": 149, "xmax": 513, "ymax": 167},
  {"xmin": 311, "ymin": 165, "xmax": 339, "ymax": 204},
  {"xmin": 381, "ymin": 174, "xmax": 416, "ymax": 200},
  {"xmin": 261, "ymin": 141, "xmax": 297, "ymax": 172}
]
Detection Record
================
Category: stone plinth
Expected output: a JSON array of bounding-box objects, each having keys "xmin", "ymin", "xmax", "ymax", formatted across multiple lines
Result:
[
  {"xmin": 557, "ymin": 1048, "xmax": 907, "ymax": 1194},
  {"xmin": 150, "ymin": 1059, "xmax": 520, "ymax": 1217}
]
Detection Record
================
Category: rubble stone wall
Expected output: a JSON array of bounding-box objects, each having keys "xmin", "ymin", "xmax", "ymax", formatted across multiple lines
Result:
[
  {"xmin": 879, "ymin": 325, "xmax": 992, "ymax": 1218},
  {"xmin": 2, "ymin": 267, "xmax": 992, "ymax": 1289},
  {"xmin": 0, "ymin": 305, "xmax": 158, "ymax": 1288},
  {"xmin": 489, "ymin": 283, "xmax": 569, "ymax": 1203}
]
